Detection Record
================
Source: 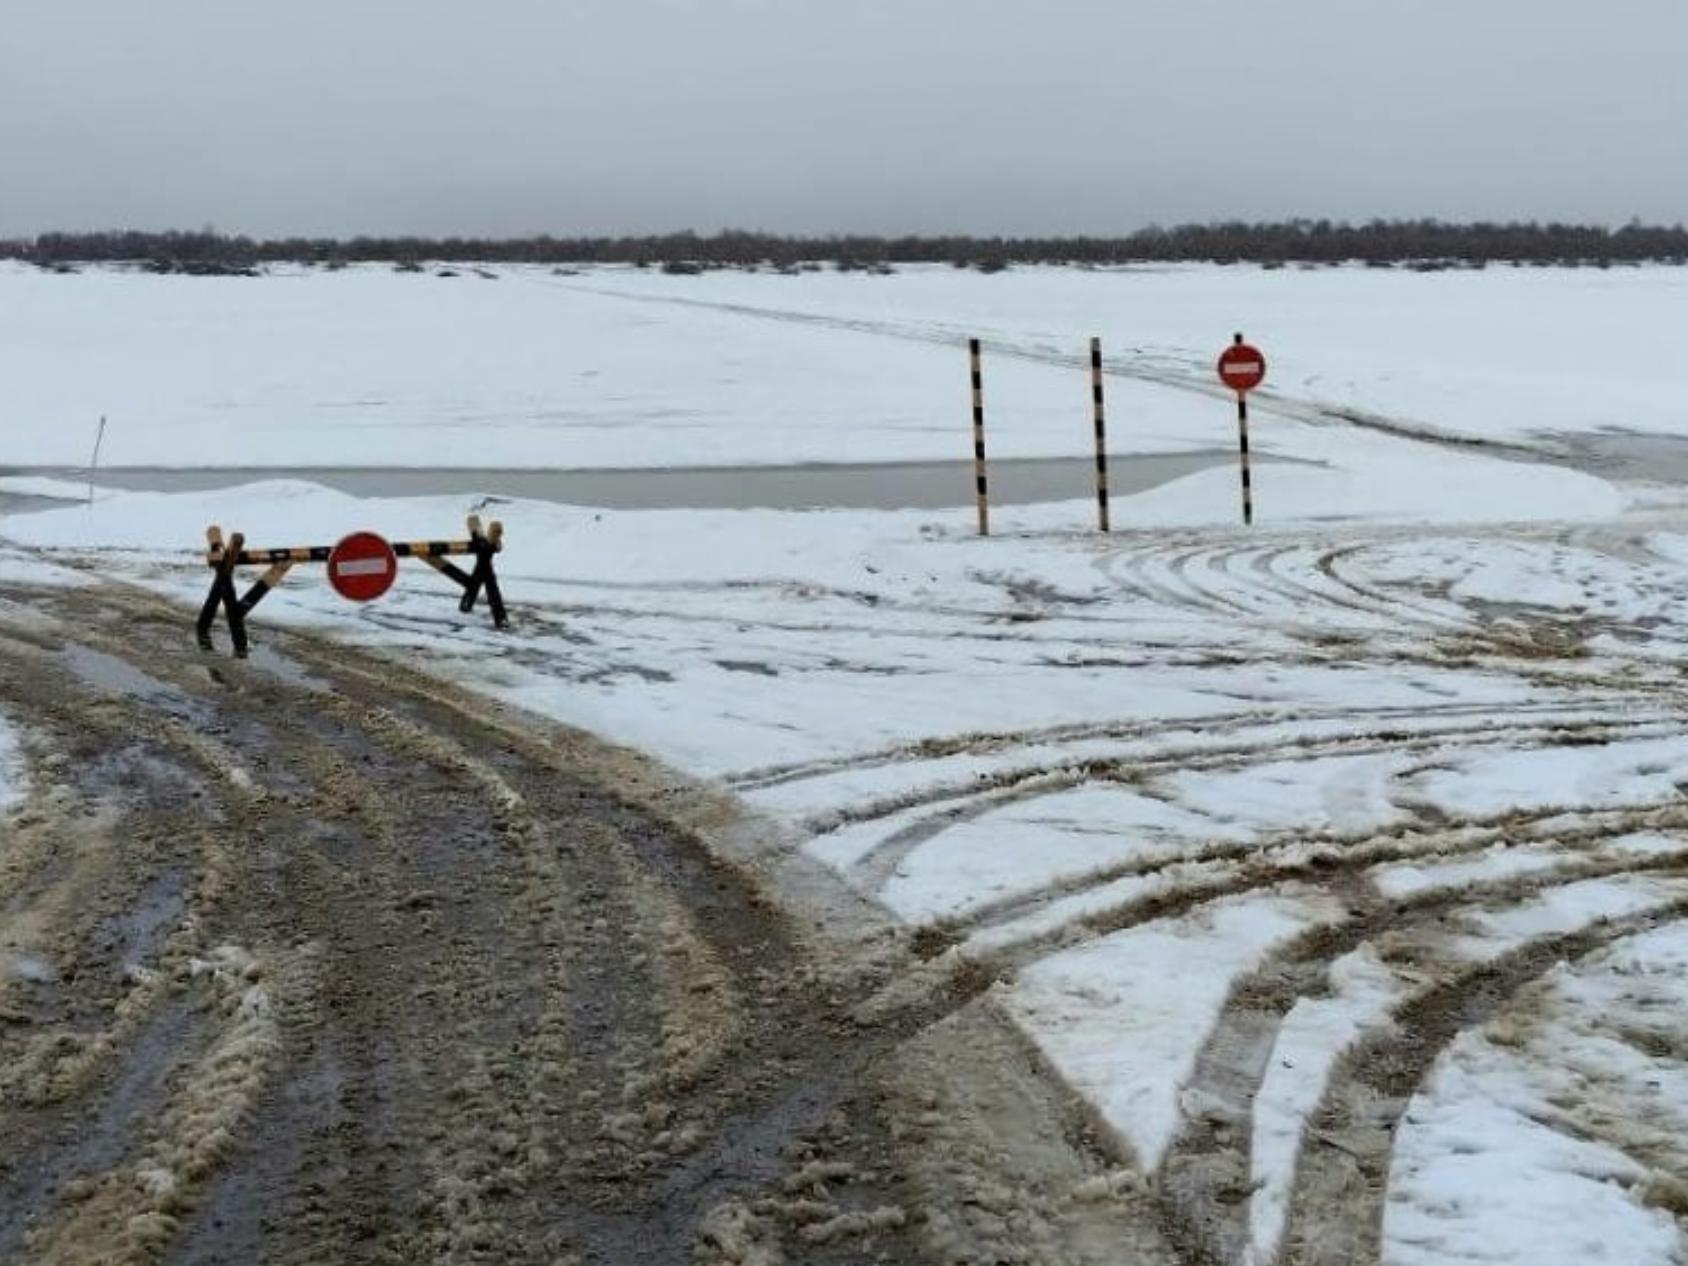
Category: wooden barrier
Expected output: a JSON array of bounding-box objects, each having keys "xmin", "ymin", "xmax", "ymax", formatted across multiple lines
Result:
[{"xmin": 196, "ymin": 514, "xmax": 507, "ymax": 658}]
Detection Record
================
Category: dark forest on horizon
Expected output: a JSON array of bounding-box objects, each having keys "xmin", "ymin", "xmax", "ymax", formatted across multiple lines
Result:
[{"xmin": 8, "ymin": 220, "xmax": 1688, "ymax": 275}]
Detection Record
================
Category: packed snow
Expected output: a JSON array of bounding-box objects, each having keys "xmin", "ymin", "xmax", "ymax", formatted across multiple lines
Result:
[{"xmin": 1005, "ymin": 888, "xmax": 1347, "ymax": 1170}]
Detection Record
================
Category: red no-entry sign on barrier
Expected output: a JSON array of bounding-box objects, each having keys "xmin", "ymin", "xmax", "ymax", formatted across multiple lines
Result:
[
  {"xmin": 328, "ymin": 531, "xmax": 398, "ymax": 602},
  {"xmin": 1218, "ymin": 340, "xmax": 1267, "ymax": 394}
]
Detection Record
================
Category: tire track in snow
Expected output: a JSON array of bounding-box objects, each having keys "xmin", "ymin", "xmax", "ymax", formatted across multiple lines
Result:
[
  {"xmin": 831, "ymin": 710, "xmax": 1682, "ymax": 896},
  {"xmin": 730, "ymin": 697, "xmax": 1630, "ymax": 795},
  {"xmin": 1157, "ymin": 863, "xmax": 1688, "ymax": 1266},
  {"xmin": 1279, "ymin": 897, "xmax": 1688, "ymax": 1266}
]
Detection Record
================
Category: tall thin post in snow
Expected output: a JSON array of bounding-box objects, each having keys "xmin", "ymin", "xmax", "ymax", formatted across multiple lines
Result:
[
  {"xmin": 1090, "ymin": 338, "xmax": 1110, "ymax": 532},
  {"xmin": 87, "ymin": 415, "xmax": 107, "ymax": 507},
  {"xmin": 1233, "ymin": 334, "xmax": 1254, "ymax": 526},
  {"xmin": 969, "ymin": 338, "xmax": 989, "ymax": 537},
  {"xmin": 1237, "ymin": 391, "xmax": 1253, "ymax": 526}
]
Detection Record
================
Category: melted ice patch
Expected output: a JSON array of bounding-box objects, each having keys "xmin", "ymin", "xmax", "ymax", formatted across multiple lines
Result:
[{"xmin": 0, "ymin": 712, "xmax": 25, "ymax": 815}]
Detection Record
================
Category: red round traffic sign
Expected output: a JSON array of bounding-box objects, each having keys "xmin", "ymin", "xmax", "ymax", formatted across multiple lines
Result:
[
  {"xmin": 327, "ymin": 531, "xmax": 398, "ymax": 602},
  {"xmin": 1217, "ymin": 339, "xmax": 1267, "ymax": 394}
]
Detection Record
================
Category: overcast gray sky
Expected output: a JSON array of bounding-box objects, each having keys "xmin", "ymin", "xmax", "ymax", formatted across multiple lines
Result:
[{"xmin": 4, "ymin": 0, "xmax": 1685, "ymax": 237}]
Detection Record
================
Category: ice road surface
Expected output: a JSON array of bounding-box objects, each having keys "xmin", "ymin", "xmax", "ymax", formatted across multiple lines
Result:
[{"xmin": 5, "ymin": 261, "xmax": 1688, "ymax": 1262}]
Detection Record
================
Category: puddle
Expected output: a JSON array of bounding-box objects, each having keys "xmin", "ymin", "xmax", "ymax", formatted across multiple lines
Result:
[
  {"xmin": 2, "ymin": 952, "xmax": 57, "ymax": 984},
  {"xmin": 4, "ymin": 453, "xmax": 1259, "ymax": 511},
  {"xmin": 59, "ymin": 645, "xmax": 208, "ymax": 721},
  {"xmin": 104, "ymin": 870, "xmax": 188, "ymax": 971},
  {"xmin": 243, "ymin": 644, "xmax": 329, "ymax": 693},
  {"xmin": 0, "ymin": 490, "xmax": 65, "ymax": 515},
  {"xmin": 1547, "ymin": 430, "xmax": 1688, "ymax": 483}
]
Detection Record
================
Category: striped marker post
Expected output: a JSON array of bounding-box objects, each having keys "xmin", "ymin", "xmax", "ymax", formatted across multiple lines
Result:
[
  {"xmin": 1237, "ymin": 391, "xmax": 1253, "ymax": 527},
  {"xmin": 969, "ymin": 338, "xmax": 989, "ymax": 536},
  {"xmin": 1090, "ymin": 337, "xmax": 1110, "ymax": 532}
]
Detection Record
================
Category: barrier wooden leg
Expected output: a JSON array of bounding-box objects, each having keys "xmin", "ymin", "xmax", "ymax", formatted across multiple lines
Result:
[
  {"xmin": 454, "ymin": 517, "xmax": 508, "ymax": 628},
  {"xmin": 196, "ymin": 582, "xmax": 222, "ymax": 650},
  {"xmin": 458, "ymin": 557, "xmax": 484, "ymax": 614},
  {"xmin": 422, "ymin": 545, "xmax": 506, "ymax": 630},
  {"xmin": 481, "ymin": 520, "xmax": 507, "ymax": 628},
  {"xmin": 220, "ymin": 532, "xmax": 248, "ymax": 657},
  {"xmin": 197, "ymin": 526, "xmax": 225, "ymax": 650},
  {"xmin": 479, "ymin": 545, "xmax": 507, "ymax": 629},
  {"xmin": 421, "ymin": 554, "xmax": 474, "ymax": 589},
  {"xmin": 198, "ymin": 527, "xmax": 249, "ymax": 656},
  {"xmin": 238, "ymin": 560, "xmax": 294, "ymax": 616}
]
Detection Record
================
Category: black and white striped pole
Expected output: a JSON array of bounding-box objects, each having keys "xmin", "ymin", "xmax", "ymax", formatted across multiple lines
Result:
[
  {"xmin": 1090, "ymin": 337, "xmax": 1110, "ymax": 532},
  {"xmin": 1237, "ymin": 393, "xmax": 1253, "ymax": 527},
  {"xmin": 969, "ymin": 337, "xmax": 990, "ymax": 536},
  {"xmin": 1216, "ymin": 333, "xmax": 1267, "ymax": 526}
]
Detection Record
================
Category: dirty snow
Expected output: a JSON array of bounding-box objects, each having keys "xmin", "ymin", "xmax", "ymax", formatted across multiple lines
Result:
[
  {"xmin": 1248, "ymin": 945, "xmax": 1407, "ymax": 1265},
  {"xmin": 1384, "ymin": 922, "xmax": 1688, "ymax": 1266}
]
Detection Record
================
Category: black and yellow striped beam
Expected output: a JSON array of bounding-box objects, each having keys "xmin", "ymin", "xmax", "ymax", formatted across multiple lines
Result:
[
  {"xmin": 205, "ymin": 514, "xmax": 505, "ymax": 567},
  {"xmin": 206, "ymin": 538, "xmax": 500, "ymax": 566},
  {"xmin": 417, "ymin": 553, "xmax": 474, "ymax": 587},
  {"xmin": 236, "ymin": 560, "xmax": 295, "ymax": 616}
]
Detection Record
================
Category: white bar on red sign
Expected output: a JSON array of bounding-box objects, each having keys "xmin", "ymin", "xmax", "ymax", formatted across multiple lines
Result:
[{"xmin": 335, "ymin": 558, "xmax": 392, "ymax": 577}]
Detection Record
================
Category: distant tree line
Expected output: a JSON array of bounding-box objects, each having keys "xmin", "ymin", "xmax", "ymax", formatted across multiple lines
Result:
[{"xmin": 6, "ymin": 220, "xmax": 1687, "ymax": 273}]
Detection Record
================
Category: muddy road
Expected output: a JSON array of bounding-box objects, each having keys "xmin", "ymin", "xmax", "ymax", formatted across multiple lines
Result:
[{"xmin": 0, "ymin": 581, "xmax": 1166, "ymax": 1266}]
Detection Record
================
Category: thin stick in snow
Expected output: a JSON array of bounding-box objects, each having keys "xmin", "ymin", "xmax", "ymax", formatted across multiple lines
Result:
[{"xmin": 87, "ymin": 415, "xmax": 107, "ymax": 507}]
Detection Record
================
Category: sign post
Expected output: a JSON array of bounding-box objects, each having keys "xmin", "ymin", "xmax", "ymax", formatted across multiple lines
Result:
[{"xmin": 1216, "ymin": 334, "xmax": 1267, "ymax": 525}]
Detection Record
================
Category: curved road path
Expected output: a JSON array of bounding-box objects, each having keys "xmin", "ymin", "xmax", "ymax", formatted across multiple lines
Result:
[{"xmin": 0, "ymin": 580, "xmax": 1170, "ymax": 1266}]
